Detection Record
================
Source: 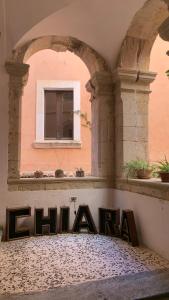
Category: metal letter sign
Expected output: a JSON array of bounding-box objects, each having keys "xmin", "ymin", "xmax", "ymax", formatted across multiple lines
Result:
[
  {"xmin": 6, "ymin": 206, "xmax": 139, "ymax": 247},
  {"xmin": 72, "ymin": 205, "xmax": 97, "ymax": 233}
]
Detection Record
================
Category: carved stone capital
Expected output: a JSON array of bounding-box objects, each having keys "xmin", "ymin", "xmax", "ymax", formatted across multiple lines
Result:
[
  {"xmin": 88, "ymin": 72, "xmax": 113, "ymax": 97},
  {"xmin": 113, "ymin": 68, "xmax": 138, "ymax": 83},
  {"xmin": 5, "ymin": 62, "xmax": 29, "ymax": 78},
  {"xmin": 112, "ymin": 68, "xmax": 156, "ymax": 94}
]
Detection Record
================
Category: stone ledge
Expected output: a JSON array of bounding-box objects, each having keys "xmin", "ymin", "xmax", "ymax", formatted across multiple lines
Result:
[
  {"xmin": 116, "ymin": 178, "xmax": 169, "ymax": 201},
  {"xmin": 33, "ymin": 141, "xmax": 82, "ymax": 149},
  {"xmin": 8, "ymin": 177, "xmax": 110, "ymax": 191}
]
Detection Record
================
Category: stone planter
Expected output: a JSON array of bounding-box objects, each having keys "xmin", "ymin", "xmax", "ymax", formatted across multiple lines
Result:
[
  {"xmin": 159, "ymin": 172, "xmax": 169, "ymax": 182},
  {"xmin": 136, "ymin": 169, "xmax": 152, "ymax": 179}
]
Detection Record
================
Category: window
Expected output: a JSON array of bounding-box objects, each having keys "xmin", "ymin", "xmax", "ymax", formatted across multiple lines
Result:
[
  {"xmin": 45, "ymin": 90, "xmax": 73, "ymax": 140},
  {"xmin": 35, "ymin": 80, "xmax": 81, "ymax": 147}
]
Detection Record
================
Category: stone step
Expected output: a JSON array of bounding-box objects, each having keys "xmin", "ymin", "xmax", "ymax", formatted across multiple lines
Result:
[{"xmin": 0, "ymin": 269, "xmax": 169, "ymax": 300}]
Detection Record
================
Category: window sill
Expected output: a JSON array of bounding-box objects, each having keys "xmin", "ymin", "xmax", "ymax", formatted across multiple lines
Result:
[
  {"xmin": 115, "ymin": 178, "xmax": 169, "ymax": 201},
  {"xmin": 8, "ymin": 177, "xmax": 110, "ymax": 191},
  {"xmin": 33, "ymin": 140, "xmax": 81, "ymax": 149}
]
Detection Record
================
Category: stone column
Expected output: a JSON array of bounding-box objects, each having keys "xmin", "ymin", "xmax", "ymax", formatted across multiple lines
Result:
[
  {"xmin": 5, "ymin": 62, "xmax": 29, "ymax": 179},
  {"xmin": 86, "ymin": 71, "xmax": 114, "ymax": 178},
  {"xmin": 113, "ymin": 68, "xmax": 156, "ymax": 178}
]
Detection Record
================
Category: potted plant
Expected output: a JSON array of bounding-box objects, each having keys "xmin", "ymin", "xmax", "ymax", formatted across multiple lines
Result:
[
  {"xmin": 124, "ymin": 159, "xmax": 153, "ymax": 179},
  {"xmin": 55, "ymin": 169, "xmax": 64, "ymax": 178},
  {"xmin": 157, "ymin": 156, "xmax": 169, "ymax": 182},
  {"xmin": 34, "ymin": 170, "xmax": 44, "ymax": 178},
  {"xmin": 76, "ymin": 168, "xmax": 85, "ymax": 177}
]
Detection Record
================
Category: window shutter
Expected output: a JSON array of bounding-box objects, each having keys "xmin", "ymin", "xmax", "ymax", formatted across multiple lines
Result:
[{"xmin": 44, "ymin": 90, "xmax": 73, "ymax": 140}]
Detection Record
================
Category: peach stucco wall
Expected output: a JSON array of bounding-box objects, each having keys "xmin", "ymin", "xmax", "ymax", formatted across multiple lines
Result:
[
  {"xmin": 20, "ymin": 49, "xmax": 91, "ymax": 173},
  {"xmin": 149, "ymin": 35, "xmax": 169, "ymax": 162}
]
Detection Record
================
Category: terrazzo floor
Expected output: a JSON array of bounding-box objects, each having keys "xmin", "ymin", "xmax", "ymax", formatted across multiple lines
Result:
[{"xmin": 0, "ymin": 234, "xmax": 169, "ymax": 296}]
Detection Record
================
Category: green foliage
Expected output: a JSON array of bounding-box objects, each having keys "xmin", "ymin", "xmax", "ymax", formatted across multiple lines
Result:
[
  {"xmin": 166, "ymin": 69, "xmax": 169, "ymax": 77},
  {"xmin": 124, "ymin": 159, "xmax": 152, "ymax": 178},
  {"xmin": 151, "ymin": 165, "xmax": 159, "ymax": 178},
  {"xmin": 157, "ymin": 156, "xmax": 169, "ymax": 173},
  {"xmin": 74, "ymin": 110, "xmax": 91, "ymax": 129}
]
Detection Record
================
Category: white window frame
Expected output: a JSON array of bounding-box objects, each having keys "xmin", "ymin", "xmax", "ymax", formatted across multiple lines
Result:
[{"xmin": 35, "ymin": 80, "xmax": 81, "ymax": 147}]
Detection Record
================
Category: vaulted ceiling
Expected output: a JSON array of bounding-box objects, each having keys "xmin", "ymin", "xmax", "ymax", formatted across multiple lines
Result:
[{"xmin": 5, "ymin": 0, "xmax": 169, "ymax": 68}]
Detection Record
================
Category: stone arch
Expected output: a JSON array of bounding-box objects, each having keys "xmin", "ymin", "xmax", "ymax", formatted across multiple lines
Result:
[
  {"xmin": 12, "ymin": 36, "xmax": 109, "ymax": 76},
  {"xmin": 117, "ymin": 0, "xmax": 169, "ymax": 71},
  {"xmin": 5, "ymin": 36, "xmax": 114, "ymax": 184},
  {"xmin": 114, "ymin": 0, "xmax": 169, "ymax": 179}
]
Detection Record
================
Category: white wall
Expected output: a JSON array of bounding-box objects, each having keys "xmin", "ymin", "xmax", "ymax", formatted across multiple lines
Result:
[
  {"xmin": 112, "ymin": 189, "xmax": 169, "ymax": 260},
  {"xmin": 0, "ymin": 189, "xmax": 113, "ymax": 233},
  {"xmin": 2, "ymin": 186, "xmax": 169, "ymax": 262}
]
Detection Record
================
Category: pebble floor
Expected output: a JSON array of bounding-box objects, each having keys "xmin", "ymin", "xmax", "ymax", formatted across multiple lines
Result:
[{"xmin": 0, "ymin": 234, "xmax": 169, "ymax": 295}]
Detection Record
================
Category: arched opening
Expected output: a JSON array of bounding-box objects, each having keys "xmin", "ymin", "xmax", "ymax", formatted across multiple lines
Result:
[
  {"xmin": 114, "ymin": 0, "xmax": 169, "ymax": 180},
  {"xmin": 149, "ymin": 34, "xmax": 169, "ymax": 163},
  {"xmin": 20, "ymin": 49, "xmax": 91, "ymax": 177},
  {"xmin": 117, "ymin": 0, "xmax": 169, "ymax": 71},
  {"xmin": 5, "ymin": 36, "xmax": 113, "ymax": 188}
]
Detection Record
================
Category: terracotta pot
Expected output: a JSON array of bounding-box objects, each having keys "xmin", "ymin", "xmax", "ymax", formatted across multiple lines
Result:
[
  {"xmin": 159, "ymin": 172, "xmax": 169, "ymax": 182},
  {"xmin": 136, "ymin": 169, "xmax": 152, "ymax": 179},
  {"xmin": 34, "ymin": 171, "xmax": 43, "ymax": 178}
]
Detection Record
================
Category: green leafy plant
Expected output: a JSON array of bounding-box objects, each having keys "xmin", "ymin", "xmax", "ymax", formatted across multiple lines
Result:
[
  {"xmin": 157, "ymin": 156, "xmax": 169, "ymax": 182},
  {"xmin": 157, "ymin": 156, "xmax": 169, "ymax": 173},
  {"xmin": 124, "ymin": 159, "xmax": 153, "ymax": 178},
  {"xmin": 166, "ymin": 69, "xmax": 169, "ymax": 77}
]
